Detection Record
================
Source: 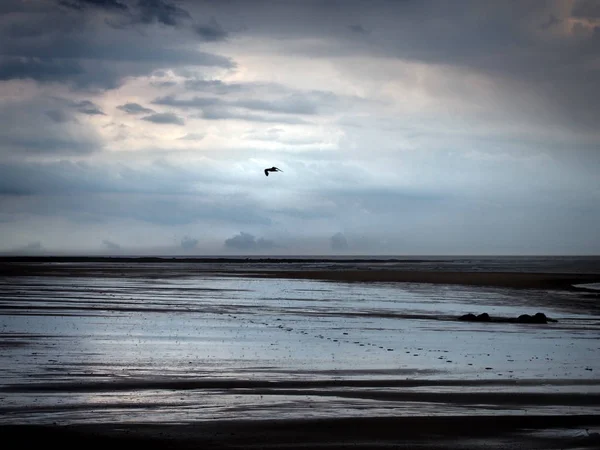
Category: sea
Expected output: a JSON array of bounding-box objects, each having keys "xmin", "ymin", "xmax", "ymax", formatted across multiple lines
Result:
[{"xmin": 1, "ymin": 255, "xmax": 599, "ymax": 425}]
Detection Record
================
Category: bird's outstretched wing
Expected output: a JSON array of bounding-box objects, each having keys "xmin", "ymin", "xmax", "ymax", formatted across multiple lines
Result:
[{"xmin": 264, "ymin": 169, "xmax": 269, "ymax": 176}]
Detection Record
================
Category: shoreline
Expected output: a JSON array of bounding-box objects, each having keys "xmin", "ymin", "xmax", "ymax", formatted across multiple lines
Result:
[{"xmin": 1, "ymin": 260, "xmax": 599, "ymax": 290}]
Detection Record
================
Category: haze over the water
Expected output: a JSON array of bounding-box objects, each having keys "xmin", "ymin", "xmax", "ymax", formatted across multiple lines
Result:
[{"xmin": 1, "ymin": 0, "xmax": 599, "ymax": 256}]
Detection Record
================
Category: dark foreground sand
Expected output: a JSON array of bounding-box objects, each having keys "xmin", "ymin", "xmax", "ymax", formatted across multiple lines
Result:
[{"xmin": 3, "ymin": 416, "xmax": 600, "ymax": 449}]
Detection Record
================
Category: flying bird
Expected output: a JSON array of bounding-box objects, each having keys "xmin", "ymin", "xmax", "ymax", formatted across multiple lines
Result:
[{"xmin": 264, "ymin": 167, "xmax": 283, "ymax": 176}]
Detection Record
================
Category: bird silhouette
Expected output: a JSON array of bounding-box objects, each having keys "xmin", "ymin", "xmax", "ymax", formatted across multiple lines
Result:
[{"xmin": 264, "ymin": 166, "xmax": 283, "ymax": 176}]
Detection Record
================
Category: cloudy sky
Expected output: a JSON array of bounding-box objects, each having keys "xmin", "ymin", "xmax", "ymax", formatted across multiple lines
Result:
[{"xmin": 1, "ymin": 0, "xmax": 599, "ymax": 255}]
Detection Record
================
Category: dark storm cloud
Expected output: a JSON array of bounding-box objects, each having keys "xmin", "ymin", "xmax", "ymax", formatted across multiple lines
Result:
[
  {"xmin": 176, "ymin": 0, "xmax": 599, "ymax": 135},
  {"xmin": 0, "ymin": 57, "xmax": 84, "ymax": 83},
  {"xmin": 194, "ymin": 18, "xmax": 228, "ymax": 41},
  {"xmin": 57, "ymin": 0, "xmax": 192, "ymax": 26},
  {"xmin": 141, "ymin": 112, "xmax": 185, "ymax": 125},
  {"xmin": 137, "ymin": 0, "xmax": 191, "ymax": 26},
  {"xmin": 224, "ymin": 232, "xmax": 275, "ymax": 251},
  {"xmin": 117, "ymin": 102, "xmax": 155, "ymax": 114},
  {"xmin": 0, "ymin": 1, "xmax": 234, "ymax": 92},
  {"xmin": 0, "ymin": 52, "xmax": 232, "ymax": 90},
  {"xmin": 59, "ymin": 0, "xmax": 128, "ymax": 11}
]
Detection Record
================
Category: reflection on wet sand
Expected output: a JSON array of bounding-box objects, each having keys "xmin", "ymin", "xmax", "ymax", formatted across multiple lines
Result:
[{"xmin": 1, "ymin": 258, "xmax": 600, "ymax": 448}]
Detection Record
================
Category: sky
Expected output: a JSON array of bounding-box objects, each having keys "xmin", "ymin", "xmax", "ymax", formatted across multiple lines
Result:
[{"xmin": 0, "ymin": 0, "xmax": 599, "ymax": 256}]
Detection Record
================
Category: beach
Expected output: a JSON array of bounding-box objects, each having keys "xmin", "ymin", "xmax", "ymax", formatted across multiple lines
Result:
[{"xmin": 1, "ymin": 257, "xmax": 600, "ymax": 449}]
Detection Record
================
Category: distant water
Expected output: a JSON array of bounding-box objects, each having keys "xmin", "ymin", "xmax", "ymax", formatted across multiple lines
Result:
[{"xmin": 4, "ymin": 255, "xmax": 600, "ymax": 274}]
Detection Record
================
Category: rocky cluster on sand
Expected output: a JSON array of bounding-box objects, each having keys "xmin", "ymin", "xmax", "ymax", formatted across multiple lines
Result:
[{"xmin": 458, "ymin": 312, "xmax": 557, "ymax": 324}]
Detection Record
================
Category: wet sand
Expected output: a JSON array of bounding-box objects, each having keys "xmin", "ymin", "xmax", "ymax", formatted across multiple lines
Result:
[{"xmin": 1, "ymin": 258, "xmax": 600, "ymax": 449}]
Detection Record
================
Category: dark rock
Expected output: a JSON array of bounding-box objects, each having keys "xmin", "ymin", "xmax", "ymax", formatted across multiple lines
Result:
[
  {"xmin": 476, "ymin": 313, "xmax": 491, "ymax": 322},
  {"xmin": 459, "ymin": 313, "xmax": 477, "ymax": 321},
  {"xmin": 517, "ymin": 314, "xmax": 534, "ymax": 323},
  {"xmin": 459, "ymin": 311, "xmax": 557, "ymax": 324},
  {"xmin": 517, "ymin": 312, "xmax": 552, "ymax": 324}
]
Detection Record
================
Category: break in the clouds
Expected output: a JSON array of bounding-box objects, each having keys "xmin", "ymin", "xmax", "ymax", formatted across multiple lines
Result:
[{"xmin": 0, "ymin": 0, "xmax": 599, "ymax": 255}]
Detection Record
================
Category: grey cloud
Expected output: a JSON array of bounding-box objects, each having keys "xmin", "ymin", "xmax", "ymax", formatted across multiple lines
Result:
[
  {"xmin": 330, "ymin": 232, "xmax": 348, "ymax": 251},
  {"xmin": 0, "ymin": 99, "xmax": 102, "ymax": 156},
  {"xmin": 151, "ymin": 80, "xmax": 178, "ymax": 88},
  {"xmin": 0, "ymin": 161, "xmax": 274, "ymax": 224},
  {"xmin": 224, "ymin": 232, "xmax": 275, "ymax": 251},
  {"xmin": 195, "ymin": 18, "xmax": 228, "ymax": 41},
  {"xmin": 348, "ymin": 24, "xmax": 368, "ymax": 34},
  {"xmin": 102, "ymin": 239, "xmax": 121, "ymax": 250},
  {"xmin": 117, "ymin": 102, "xmax": 155, "ymax": 114},
  {"xmin": 571, "ymin": 0, "xmax": 600, "ymax": 18},
  {"xmin": 45, "ymin": 109, "xmax": 73, "ymax": 123},
  {"xmin": 153, "ymin": 95, "xmax": 220, "ymax": 108},
  {"xmin": 0, "ymin": 194, "xmax": 268, "ymax": 226},
  {"xmin": 141, "ymin": 112, "xmax": 185, "ymax": 125},
  {"xmin": 200, "ymin": 108, "xmax": 309, "ymax": 124},
  {"xmin": 540, "ymin": 14, "xmax": 560, "ymax": 30},
  {"xmin": 236, "ymin": 96, "xmax": 319, "ymax": 115},
  {"xmin": 72, "ymin": 100, "xmax": 106, "ymax": 115},
  {"xmin": 178, "ymin": 133, "xmax": 205, "ymax": 140},
  {"xmin": 155, "ymin": 92, "xmax": 326, "ymax": 115},
  {"xmin": 184, "ymin": 79, "xmax": 246, "ymax": 93},
  {"xmin": 181, "ymin": 236, "xmax": 198, "ymax": 249},
  {"xmin": 153, "ymin": 94, "xmax": 311, "ymax": 124},
  {"xmin": 4, "ymin": 241, "xmax": 46, "ymax": 255},
  {"xmin": 0, "ymin": 158, "xmax": 232, "ymax": 196}
]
